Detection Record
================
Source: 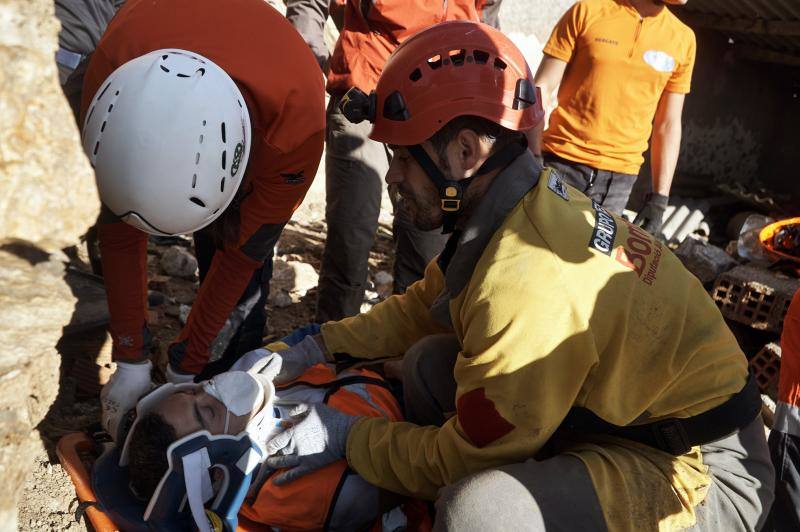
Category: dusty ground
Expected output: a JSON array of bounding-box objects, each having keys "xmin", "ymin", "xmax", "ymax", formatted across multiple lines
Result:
[{"xmin": 16, "ymin": 150, "xmax": 397, "ymax": 530}]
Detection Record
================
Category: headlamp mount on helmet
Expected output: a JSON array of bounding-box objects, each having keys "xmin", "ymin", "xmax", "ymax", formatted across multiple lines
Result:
[{"xmin": 340, "ymin": 87, "xmax": 376, "ymax": 125}]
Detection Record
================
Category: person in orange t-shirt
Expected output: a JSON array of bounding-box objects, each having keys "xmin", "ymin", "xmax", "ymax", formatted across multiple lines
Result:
[
  {"xmin": 80, "ymin": 0, "xmax": 325, "ymax": 442},
  {"xmin": 286, "ymin": 0, "xmax": 501, "ymax": 323},
  {"xmin": 532, "ymin": 0, "xmax": 695, "ymax": 234}
]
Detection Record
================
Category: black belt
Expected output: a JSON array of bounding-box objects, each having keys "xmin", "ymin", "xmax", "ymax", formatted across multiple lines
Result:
[{"xmin": 556, "ymin": 371, "xmax": 762, "ymax": 455}]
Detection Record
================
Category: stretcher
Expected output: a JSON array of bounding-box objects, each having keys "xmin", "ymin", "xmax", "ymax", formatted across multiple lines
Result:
[{"xmin": 57, "ymin": 431, "xmax": 120, "ymax": 532}]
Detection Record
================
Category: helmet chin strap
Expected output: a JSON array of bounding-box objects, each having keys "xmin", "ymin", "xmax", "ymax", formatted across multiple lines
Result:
[{"xmin": 407, "ymin": 137, "xmax": 528, "ymax": 233}]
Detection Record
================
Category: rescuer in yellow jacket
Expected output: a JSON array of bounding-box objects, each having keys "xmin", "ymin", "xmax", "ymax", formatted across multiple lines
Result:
[{"xmin": 261, "ymin": 22, "xmax": 774, "ymax": 531}]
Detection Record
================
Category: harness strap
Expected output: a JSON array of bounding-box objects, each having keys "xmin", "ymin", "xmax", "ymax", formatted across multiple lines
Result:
[
  {"xmin": 74, "ymin": 501, "xmax": 100, "ymax": 525},
  {"xmin": 557, "ymin": 371, "xmax": 762, "ymax": 455},
  {"xmin": 407, "ymin": 137, "xmax": 528, "ymax": 234}
]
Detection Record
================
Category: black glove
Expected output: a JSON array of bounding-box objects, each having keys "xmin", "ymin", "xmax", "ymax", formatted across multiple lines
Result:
[{"xmin": 633, "ymin": 192, "xmax": 669, "ymax": 236}]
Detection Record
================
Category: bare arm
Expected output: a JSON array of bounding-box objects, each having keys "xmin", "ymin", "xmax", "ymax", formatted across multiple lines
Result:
[
  {"xmin": 650, "ymin": 91, "xmax": 685, "ymax": 196},
  {"xmin": 528, "ymin": 54, "xmax": 568, "ymax": 156}
]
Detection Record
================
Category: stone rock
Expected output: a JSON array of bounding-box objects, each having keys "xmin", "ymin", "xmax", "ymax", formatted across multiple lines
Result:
[
  {"xmin": 179, "ymin": 304, "xmax": 192, "ymax": 325},
  {"xmin": 148, "ymin": 290, "xmax": 166, "ymax": 308},
  {"xmin": 160, "ymin": 246, "xmax": 198, "ymax": 278},
  {"xmin": 0, "ymin": 1, "xmax": 98, "ymax": 252},
  {"xmin": 1, "ymin": 0, "xmax": 100, "ymax": 526},
  {"xmin": 0, "ymin": 247, "xmax": 75, "ymax": 530},
  {"xmin": 674, "ymin": 237, "xmax": 738, "ymax": 286},
  {"xmin": 270, "ymin": 291, "xmax": 293, "ymax": 308},
  {"xmin": 269, "ymin": 259, "xmax": 319, "ymax": 306},
  {"xmin": 373, "ymin": 271, "xmax": 394, "ymax": 299}
]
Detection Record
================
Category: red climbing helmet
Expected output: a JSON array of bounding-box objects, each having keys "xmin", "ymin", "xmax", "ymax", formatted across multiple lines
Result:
[{"xmin": 367, "ymin": 20, "xmax": 543, "ymax": 146}]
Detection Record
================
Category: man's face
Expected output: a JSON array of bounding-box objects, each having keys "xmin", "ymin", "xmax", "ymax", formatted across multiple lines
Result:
[
  {"xmin": 385, "ymin": 144, "xmax": 444, "ymax": 231},
  {"xmin": 155, "ymin": 387, "xmax": 251, "ymax": 438}
]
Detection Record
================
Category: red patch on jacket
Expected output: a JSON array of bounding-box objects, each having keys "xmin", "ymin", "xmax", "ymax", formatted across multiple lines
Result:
[{"xmin": 456, "ymin": 388, "xmax": 515, "ymax": 448}]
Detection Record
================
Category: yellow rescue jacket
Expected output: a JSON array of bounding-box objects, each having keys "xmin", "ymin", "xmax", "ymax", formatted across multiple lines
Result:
[{"xmin": 321, "ymin": 151, "xmax": 749, "ymax": 531}]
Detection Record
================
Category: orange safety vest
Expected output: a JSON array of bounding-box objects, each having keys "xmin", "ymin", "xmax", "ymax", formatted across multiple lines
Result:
[{"xmin": 237, "ymin": 364, "xmax": 404, "ymax": 531}]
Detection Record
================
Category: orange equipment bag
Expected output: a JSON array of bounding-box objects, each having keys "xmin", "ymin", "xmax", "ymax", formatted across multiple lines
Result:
[{"xmin": 760, "ymin": 217, "xmax": 800, "ymax": 264}]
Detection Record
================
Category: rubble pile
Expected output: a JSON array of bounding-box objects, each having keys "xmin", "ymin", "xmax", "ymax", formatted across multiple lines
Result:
[{"xmin": 670, "ymin": 182, "xmax": 799, "ymax": 431}]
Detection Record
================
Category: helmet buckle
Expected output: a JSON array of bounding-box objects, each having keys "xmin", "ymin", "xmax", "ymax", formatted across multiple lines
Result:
[{"xmin": 441, "ymin": 185, "xmax": 462, "ymax": 212}]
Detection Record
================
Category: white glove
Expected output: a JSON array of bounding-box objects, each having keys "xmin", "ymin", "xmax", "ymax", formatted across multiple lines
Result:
[
  {"xmin": 166, "ymin": 363, "xmax": 196, "ymax": 384},
  {"xmin": 268, "ymin": 336, "xmax": 326, "ymax": 385},
  {"xmin": 101, "ymin": 361, "xmax": 153, "ymax": 441}
]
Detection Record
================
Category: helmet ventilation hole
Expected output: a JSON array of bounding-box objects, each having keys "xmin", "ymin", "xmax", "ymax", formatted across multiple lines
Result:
[
  {"xmin": 93, "ymin": 141, "xmax": 100, "ymax": 155},
  {"xmin": 493, "ymin": 58, "xmax": 507, "ymax": 71},
  {"xmin": 473, "ymin": 50, "xmax": 490, "ymax": 64},
  {"xmin": 177, "ymin": 73, "xmax": 190, "ymax": 78},
  {"xmin": 237, "ymin": 100, "xmax": 242, "ymax": 108},
  {"xmin": 221, "ymin": 122, "xmax": 226, "ymax": 143},
  {"xmin": 97, "ymin": 82, "xmax": 111, "ymax": 101},
  {"xmin": 199, "ymin": 134, "xmax": 204, "ymax": 144},
  {"xmin": 190, "ymin": 197, "xmax": 206, "ymax": 208},
  {"xmin": 220, "ymin": 177, "xmax": 225, "ymax": 192},
  {"xmin": 449, "ymin": 49, "xmax": 466, "ymax": 66},
  {"xmin": 409, "ymin": 68, "xmax": 422, "ymax": 82},
  {"xmin": 222, "ymin": 150, "xmax": 227, "ymax": 170},
  {"xmin": 107, "ymin": 103, "xmax": 114, "ymax": 112},
  {"xmin": 195, "ymin": 152, "xmax": 200, "ymax": 165},
  {"xmin": 192, "ymin": 174, "xmax": 197, "ymax": 188},
  {"xmin": 100, "ymin": 121, "xmax": 107, "ymax": 132},
  {"xmin": 160, "ymin": 65, "xmax": 170, "ymax": 73},
  {"xmin": 196, "ymin": 68, "xmax": 206, "ymax": 76},
  {"xmin": 427, "ymin": 54, "xmax": 443, "ymax": 70},
  {"xmin": 203, "ymin": 120, "xmax": 207, "ymax": 126}
]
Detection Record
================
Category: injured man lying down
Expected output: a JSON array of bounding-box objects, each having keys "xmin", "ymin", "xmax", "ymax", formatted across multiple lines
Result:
[{"xmin": 96, "ymin": 344, "xmax": 405, "ymax": 532}]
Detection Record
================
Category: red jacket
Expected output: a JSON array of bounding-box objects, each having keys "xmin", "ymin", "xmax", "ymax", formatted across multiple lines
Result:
[
  {"xmin": 82, "ymin": 0, "xmax": 325, "ymax": 373},
  {"xmin": 326, "ymin": 0, "xmax": 487, "ymax": 95}
]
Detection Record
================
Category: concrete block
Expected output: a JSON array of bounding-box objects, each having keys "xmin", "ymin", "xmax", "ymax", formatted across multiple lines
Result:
[
  {"xmin": 749, "ymin": 342, "xmax": 781, "ymax": 400},
  {"xmin": 674, "ymin": 238, "xmax": 738, "ymax": 285},
  {"xmin": 711, "ymin": 266, "xmax": 800, "ymax": 332}
]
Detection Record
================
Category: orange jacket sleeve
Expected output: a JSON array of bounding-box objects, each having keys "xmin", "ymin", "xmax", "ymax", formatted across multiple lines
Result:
[{"xmin": 169, "ymin": 131, "xmax": 324, "ymax": 374}]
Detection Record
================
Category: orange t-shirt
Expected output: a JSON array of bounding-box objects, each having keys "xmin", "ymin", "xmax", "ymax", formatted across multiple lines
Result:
[
  {"xmin": 82, "ymin": 0, "xmax": 325, "ymax": 371},
  {"xmin": 542, "ymin": 0, "xmax": 696, "ymax": 174}
]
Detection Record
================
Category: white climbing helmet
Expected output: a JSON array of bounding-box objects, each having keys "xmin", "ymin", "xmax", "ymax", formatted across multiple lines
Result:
[{"xmin": 82, "ymin": 49, "xmax": 252, "ymax": 236}]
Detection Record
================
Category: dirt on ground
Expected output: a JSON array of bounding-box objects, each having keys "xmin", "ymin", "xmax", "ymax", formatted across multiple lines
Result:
[{"xmin": 17, "ymin": 160, "xmax": 397, "ymax": 531}]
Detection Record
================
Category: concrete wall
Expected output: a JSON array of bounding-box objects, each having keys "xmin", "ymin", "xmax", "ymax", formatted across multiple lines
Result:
[
  {"xmin": 637, "ymin": 27, "xmax": 800, "ymax": 205},
  {"xmin": 498, "ymin": 0, "xmax": 573, "ymax": 42}
]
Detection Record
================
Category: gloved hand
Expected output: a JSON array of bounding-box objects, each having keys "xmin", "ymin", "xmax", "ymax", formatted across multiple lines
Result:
[
  {"xmin": 265, "ymin": 403, "xmax": 359, "ymax": 485},
  {"xmin": 265, "ymin": 335, "xmax": 326, "ymax": 385},
  {"xmin": 166, "ymin": 363, "xmax": 196, "ymax": 384},
  {"xmin": 633, "ymin": 192, "xmax": 669, "ymax": 236},
  {"xmin": 101, "ymin": 361, "xmax": 153, "ymax": 441}
]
